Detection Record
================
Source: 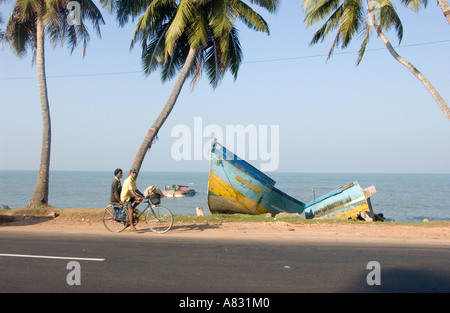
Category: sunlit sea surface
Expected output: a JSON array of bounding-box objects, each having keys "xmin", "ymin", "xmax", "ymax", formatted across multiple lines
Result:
[{"xmin": 1, "ymin": 171, "xmax": 449, "ymax": 222}]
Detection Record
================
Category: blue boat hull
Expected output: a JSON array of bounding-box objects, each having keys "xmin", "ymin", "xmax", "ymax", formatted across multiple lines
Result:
[
  {"xmin": 207, "ymin": 141, "xmax": 305, "ymax": 215},
  {"xmin": 303, "ymin": 182, "xmax": 375, "ymax": 219}
]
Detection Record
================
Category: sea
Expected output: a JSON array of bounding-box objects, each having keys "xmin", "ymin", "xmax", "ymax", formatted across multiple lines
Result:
[{"xmin": 0, "ymin": 170, "xmax": 449, "ymax": 223}]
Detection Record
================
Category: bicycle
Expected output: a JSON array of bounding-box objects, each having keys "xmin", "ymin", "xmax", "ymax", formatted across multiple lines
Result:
[{"xmin": 102, "ymin": 197, "xmax": 173, "ymax": 234}]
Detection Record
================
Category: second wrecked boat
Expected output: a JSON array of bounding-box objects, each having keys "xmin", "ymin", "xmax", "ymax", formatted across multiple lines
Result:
[
  {"xmin": 207, "ymin": 139, "xmax": 378, "ymax": 220},
  {"xmin": 303, "ymin": 182, "xmax": 377, "ymax": 220}
]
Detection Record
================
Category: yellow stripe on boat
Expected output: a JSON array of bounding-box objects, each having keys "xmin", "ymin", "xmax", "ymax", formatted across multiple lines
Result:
[
  {"xmin": 335, "ymin": 203, "xmax": 369, "ymax": 219},
  {"xmin": 208, "ymin": 171, "xmax": 270, "ymax": 215}
]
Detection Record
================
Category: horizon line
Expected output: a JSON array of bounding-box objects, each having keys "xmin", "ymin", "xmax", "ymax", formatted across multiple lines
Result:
[{"xmin": 1, "ymin": 169, "xmax": 449, "ymax": 175}]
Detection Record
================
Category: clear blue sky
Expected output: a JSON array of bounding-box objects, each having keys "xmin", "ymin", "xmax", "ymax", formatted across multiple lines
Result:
[{"xmin": 1, "ymin": 1, "xmax": 449, "ymax": 173}]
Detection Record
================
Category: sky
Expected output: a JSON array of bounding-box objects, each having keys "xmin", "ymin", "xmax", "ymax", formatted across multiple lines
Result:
[{"xmin": 1, "ymin": 1, "xmax": 449, "ymax": 174}]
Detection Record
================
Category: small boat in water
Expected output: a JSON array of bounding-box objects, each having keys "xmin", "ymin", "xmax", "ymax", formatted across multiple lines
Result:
[
  {"xmin": 163, "ymin": 184, "xmax": 196, "ymax": 197},
  {"xmin": 207, "ymin": 139, "xmax": 379, "ymax": 220}
]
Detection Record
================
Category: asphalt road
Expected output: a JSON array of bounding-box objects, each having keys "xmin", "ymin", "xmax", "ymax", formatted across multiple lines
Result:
[{"xmin": 1, "ymin": 230, "xmax": 449, "ymax": 296}]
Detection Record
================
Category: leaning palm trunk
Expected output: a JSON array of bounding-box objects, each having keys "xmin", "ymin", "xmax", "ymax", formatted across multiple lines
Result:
[
  {"xmin": 367, "ymin": 0, "xmax": 450, "ymax": 121},
  {"xmin": 29, "ymin": 14, "xmax": 52, "ymax": 208},
  {"xmin": 131, "ymin": 47, "xmax": 197, "ymax": 173},
  {"xmin": 438, "ymin": 0, "xmax": 450, "ymax": 25}
]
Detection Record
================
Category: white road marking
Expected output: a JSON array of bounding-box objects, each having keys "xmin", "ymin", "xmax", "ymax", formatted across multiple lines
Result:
[{"xmin": 0, "ymin": 253, "xmax": 105, "ymax": 262}]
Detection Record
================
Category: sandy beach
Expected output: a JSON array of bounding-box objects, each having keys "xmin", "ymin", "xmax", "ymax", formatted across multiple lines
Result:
[{"xmin": 1, "ymin": 209, "xmax": 449, "ymax": 246}]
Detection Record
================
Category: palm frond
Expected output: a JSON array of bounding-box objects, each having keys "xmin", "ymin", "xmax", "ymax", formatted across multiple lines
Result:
[
  {"xmin": 309, "ymin": 4, "xmax": 344, "ymax": 45},
  {"xmin": 204, "ymin": 36, "xmax": 222, "ymax": 89},
  {"xmin": 99, "ymin": 0, "xmax": 115, "ymax": 13},
  {"xmin": 375, "ymin": 0, "xmax": 403, "ymax": 43},
  {"xmin": 160, "ymin": 35, "xmax": 189, "ymax": 82},
  {"xmin": 398, "ymin": 0, "xmax": 427, "ymax": 10},
  {"xmin": 246, "ymin": 0, "xmax": 280, "ymax": 13},
  {"xmin": 115, "ymin": 0, "xmax": 156, "ymax": 26},
  {"xmin": 3, "ymin": 3, "xmax": 36, "ymax": 57},
  {"xmin": 80, "ymin": 0, "xmax": 105, "ymax": 37},
  {"xmin": 226, "ymin": 26, "xmax": 242, "ymax": 80},
  {"xmin": 235, "ymin": 0, "xmax": 270, "ymax": 34},
  {"xmin": 327, "ymin": 28, "xmax": 341, "ymax": 60},
  {"xmin": 142, "ymin": 22, "xmax": 170, "ymax": 74},
  {"xmin": 165, "ymin": 0, "xmax": 196, "ymax": 57},
  {"xmin": 190, "ymin": 52, "xmax": 204, "ymax": 90},
  {"xmin": 357, "ymin": 20, "xmax": 371, "ymax": 65},
  {"xmin": 209, "ymin": 0, "xmax": 233, "ymax": 41},
  {"xmin": 186, "ymin": 4, "xmax": 208, "ymax": 50},
  {"xmin": 340, "ymin": 0, "xmax": 363, "ymax": 48},
  {"xmin": 304, "ymin": 0, "xmax": 342, "ymax": 27}
]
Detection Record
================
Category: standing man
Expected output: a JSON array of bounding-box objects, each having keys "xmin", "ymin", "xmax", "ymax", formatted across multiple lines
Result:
[
  {"xmin": 120, "ymin": 168, "xmax": 144, "ymax": 231},
  {"xmin": 110, "ymin": 168, "xmax": 123, "ymax": 205}
]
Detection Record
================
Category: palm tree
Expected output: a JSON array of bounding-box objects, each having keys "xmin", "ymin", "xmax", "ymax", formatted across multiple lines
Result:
[
  {"xmin": 113, "ymin": 0, "xmax": 280, "ymax": 174},
  {"xmin": 2, "ymin": 0, "xmax": 105, "ymax": 208},
  {"xmin": 437, "ymin": 0, "xmax": 450, "ymax": 25},
  {"xmin": 303, "ymin": 0, "xmax": 450, "ymax": 121}
]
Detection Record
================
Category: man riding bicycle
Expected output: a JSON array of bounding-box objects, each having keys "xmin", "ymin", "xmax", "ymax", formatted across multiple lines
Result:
[
  {"xmin": 110, "ymin": 168, "xmax": 123, "ymax": 205},
  {"xmin": 120, "ymin": 168, "xmax": 145, "ymax": 231}
]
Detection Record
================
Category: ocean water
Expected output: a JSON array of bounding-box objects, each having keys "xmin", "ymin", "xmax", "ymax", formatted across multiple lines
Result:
[{"xmin": 0, "ymin": 170, "xmax": 449, "ymax": 222}]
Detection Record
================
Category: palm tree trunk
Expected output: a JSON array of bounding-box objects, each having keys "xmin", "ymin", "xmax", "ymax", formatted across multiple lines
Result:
[
  {"xmin": 28, "ymin": 13, "xmax": 52, "ymax": 208},
  {"xmin": 131, "ymin": 47, "xmax": 197, "ymax": 174},
  {"xmin": 438, "ymin": 0, "xmax": 450, "ymax": 25},
  {"xmin": 367, "ymin": 0, "xmax": 450, "ymax": 121}
]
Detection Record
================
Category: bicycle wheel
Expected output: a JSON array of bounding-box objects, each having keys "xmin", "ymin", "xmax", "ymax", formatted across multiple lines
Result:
[
  {"xmin": 103, "ymin": 204, "xmax": 128, "ymax": 233},
  {"xmin": 146, "ymin": 206, "xmax": 173, "ymax": 234}
]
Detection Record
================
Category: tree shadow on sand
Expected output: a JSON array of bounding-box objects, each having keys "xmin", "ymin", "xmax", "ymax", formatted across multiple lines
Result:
[
  {"xmin": 0, "ymin": 214, "xmax": 55, "ymax": 227},
  {"xmin": 132, "ymin": 222, "xmax": 222, "ymax": 234}
]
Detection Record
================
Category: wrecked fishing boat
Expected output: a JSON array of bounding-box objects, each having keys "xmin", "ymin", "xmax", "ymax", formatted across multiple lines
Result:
[
  {"xmin": 207, "ymin": 139, "xmax": 378, "ymax": 220},
  {"xmin": 303, "ymin": 182, "xmax": 377, "ymax": 220},
  {"xmin": 207, "ymin": 139, "xmax": 305, "ymax": 215}
]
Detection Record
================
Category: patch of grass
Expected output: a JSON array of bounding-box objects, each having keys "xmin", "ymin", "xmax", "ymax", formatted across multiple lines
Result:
[
  {"xmin": 174, "ymin": 213, "xmax": 271, "ymax": 224},
  {"xmin": 390, "ymin": 221, "xmax": 450, "ymax": 227},
  {"xmin": 1, "ymin": 206, "xmax": 56, "ymax": 217},
  {"xmin": 53, "ymin": 208, "xmax": 104, "ymax": 220},
  {"xmin": 175, "ymin": 213, "xmax": 365, "ymax": 225},
  {"xmin": 0, "ymin": 207, "xmax": 104, "ymax": 223}
]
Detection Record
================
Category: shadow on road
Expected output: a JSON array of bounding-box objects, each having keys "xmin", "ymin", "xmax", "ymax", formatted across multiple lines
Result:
[
  {"xmin": 341, "ymin": 268, "xmax": 450, "ymax": 293},
  {"xmin": 127, "ymin": 222, "xmax": 222, "ymax": 234}
]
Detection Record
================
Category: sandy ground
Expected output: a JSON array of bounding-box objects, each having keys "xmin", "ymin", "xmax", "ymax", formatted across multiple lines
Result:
[{"xmin": 1, "ymin": 212, "xmax": 449, "ymax": 246}]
